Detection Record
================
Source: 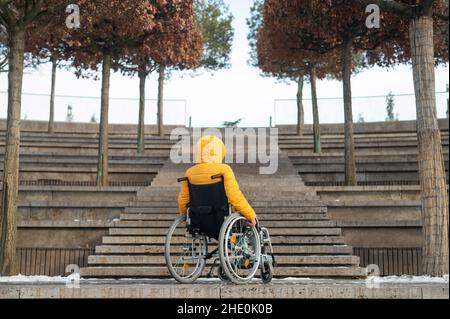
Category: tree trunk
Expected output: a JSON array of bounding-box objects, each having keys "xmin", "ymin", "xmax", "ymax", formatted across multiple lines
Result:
[
  {"xmin": 157, "ymin": 64, "xmax": 165, "ymax": 136},
  {"xmin": 309, "ymin": 66, "xmax": 321, "ymax": 154},
  {"xmin": 296, "ymin": 76, "xmax": 304, "ymax": 136},
  {"xmin": 409, "ymin": 15, "xmax": 448, "ymax": 276},
  {"xmin": 137, "ymin": 71, "xmax": 146, "ymax": 154},
  {"xmin": 48, "ymin": 57, "xmax": 57, "ymax": 134},
  {"xmin": 0, "ymin": 27, "xmax": 25, "ymax": 276},
  {"xmin": 96, "ymin": 51, "xmax": 111, "ymax": 186},
  {"xmin": 341, "ymin": 36, "xmax": 357, "ymax": 186}
]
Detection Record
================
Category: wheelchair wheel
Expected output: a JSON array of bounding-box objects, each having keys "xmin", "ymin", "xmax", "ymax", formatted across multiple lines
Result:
[
  {"xmin": 165, "ymin": 215, "xmax": 207, "ymax": 283},
  {"xmin": 218, "ymin": 213, "xmax": 261, "ymax": 285},
  {"xmin": 260, "ymin": 261, "xmax": 274, "ymax": 284}
]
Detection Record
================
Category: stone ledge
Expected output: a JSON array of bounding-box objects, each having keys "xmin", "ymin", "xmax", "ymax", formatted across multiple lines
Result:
[
  {"xmin": 286, "ymin": 150, "xmax": 449, "ymax": 157},
  {"xmin": 336, "ymin": 220, "xmax": 422, "ymax": 228},
  {"xmin": 314, "ymin": 185, "xmax": 421, "ymax": 191},
  {"xmin": 18, "ymin": 220, "xmax": 114, "ymax": 228},
  {"xmin": 322, "ymin": 200, "xmax": 420, "ymax": 207},
  {"xmin": 16, "ymin": 201, "xmax": 129, "ymax": 208},
  {"xmin": 16, "ymin": 220, "xmax": 423, "ymax": 229},
  {"xmin": 0, "ymin": 280, "xmax": 447, "ymax": 299},
  {"xmin": 16, "ymin": 185, "xmax": 141, "ymax": 192}
]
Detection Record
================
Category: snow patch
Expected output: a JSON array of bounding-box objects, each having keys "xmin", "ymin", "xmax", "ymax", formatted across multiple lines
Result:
[
  {"xmin": 0, "ymin": 275, "xmax": 70, "ymax": 283},
  {"xmin": 0, "ymin": 275, "xmax": 447, "ymax": 285},
  {"xmin": 376, "ymin": 274, "xmax": 449, "ymax": 283}
]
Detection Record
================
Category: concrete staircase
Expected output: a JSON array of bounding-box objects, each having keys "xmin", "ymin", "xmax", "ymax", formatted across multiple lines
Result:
[
  {"xmin": 278, "ymin": 123, "xmax": 449, "ymax": 186},
  {"xmin": 81, "ymin": 145, "xmax": 366, "ymax": 278}
]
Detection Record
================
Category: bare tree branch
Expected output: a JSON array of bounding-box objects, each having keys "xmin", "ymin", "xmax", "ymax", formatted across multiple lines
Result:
[
  {"xmin": 422, "ymin": 0, "xmax": 436, "ymax": 15},
  {"xmin": 0, "ymin": 10, "xmax": 10, "ymax": 26},
  {"xmin": 23, "ymin": 0, "xmax": 44, "ymax": 26},
  {"xmin": 0, "ymin": 5, "xmax": 17, "ymax": 27},
  {"xmin": 353, "ymin": 0, "xmax": 416, "ymax": 18}
]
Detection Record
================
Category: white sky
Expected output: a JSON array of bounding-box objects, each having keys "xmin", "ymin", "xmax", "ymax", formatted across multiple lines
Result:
[{"xmin": 0, "ymin": 0, "xmax": 449, "ymax": 127}]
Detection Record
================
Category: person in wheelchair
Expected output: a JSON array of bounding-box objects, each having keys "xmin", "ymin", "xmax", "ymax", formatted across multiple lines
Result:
[
  {"xmin": 167, "ymin": 135, "xmax": 273, "ymax": 284},
  {"xmin": 177, "ymin": 135, "xmax": 257, "ymax": 239}
]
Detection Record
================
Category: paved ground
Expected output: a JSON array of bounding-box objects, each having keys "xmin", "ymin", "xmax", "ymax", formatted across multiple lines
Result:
[{"xmin": 0, "ymin": 278, "xmax": 448, "ymax": 299}]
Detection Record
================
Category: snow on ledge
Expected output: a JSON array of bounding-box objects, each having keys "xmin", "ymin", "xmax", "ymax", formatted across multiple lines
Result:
[
  {"xmin": 0, "ymin": 275, "xmax": 74, "ymax": 283},
  {"xmin": 375, "ymin": 274, "xmax": 449, "ymax": 283},
  {"xmin": 0, "ymin": 274, "xmax": 448, "ymax": 284}
]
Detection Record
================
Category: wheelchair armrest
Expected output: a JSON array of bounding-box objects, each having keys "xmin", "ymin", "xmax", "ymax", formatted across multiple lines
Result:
[
  {"xmin": 185, "ymin": 208, "xmax": 191, "ymax": 227},
  {"xmin": 211, "ymin": 174, "xmax": 223, "ymax": 180}
]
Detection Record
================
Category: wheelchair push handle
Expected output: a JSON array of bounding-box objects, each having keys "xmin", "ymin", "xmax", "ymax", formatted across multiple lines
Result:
[{"xmin": 178, "ymin": 175, "xmax": 222, "ymax": 182}]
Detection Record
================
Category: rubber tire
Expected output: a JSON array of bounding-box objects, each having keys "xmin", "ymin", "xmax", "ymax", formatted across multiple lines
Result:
[
  {"xmin": 165, "ymin": 215, "xmax": 206, "ymax": 283},
  {"xmin": 217, "ymin": 265, "xmax": 229, "ymax": 282},
  {"xmin": 218, "ymin": 213, "xmax": 261, "ymax": 285},
  {"xmin": 261, "ymin": 261, "xmax": 274, "ymax": 284}
]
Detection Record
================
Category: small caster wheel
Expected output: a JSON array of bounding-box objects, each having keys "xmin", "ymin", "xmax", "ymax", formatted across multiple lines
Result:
[
  {"xmin": 261, "ymin": 261, "xmax": 273, "ymax": 284},
  {"xmin": 218, "ymin": 265, "xmax": 230, "ymax": 282}
]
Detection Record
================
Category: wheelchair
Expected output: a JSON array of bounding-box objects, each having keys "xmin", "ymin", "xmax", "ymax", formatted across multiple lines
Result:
[{"xmin": 164, "ymin": 174, "xmax": 276, "ymax": 284}]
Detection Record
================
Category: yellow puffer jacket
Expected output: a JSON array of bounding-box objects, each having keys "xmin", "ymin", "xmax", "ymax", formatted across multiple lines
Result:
[{"xmin": 177, "ymin": 135, "xmax": 257, "ymax": 221}]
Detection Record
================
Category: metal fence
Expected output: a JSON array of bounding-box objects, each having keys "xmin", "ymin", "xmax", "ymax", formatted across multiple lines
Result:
[
  {"xmin": 354, "ymin": 247, "xmax": 422, "ymax": 276},
  {"xmin": 274, "ymin": 92, "xmax": 449, "ymax": 125},
  {"xmin": 17, "ymin": 247, "xmax": 93, "ymax": 276},
  {"xmin": 16, "ymin": 247, "xmax": 423, "ymax": 276},
  {"xmin": 0, "ymin": 91, "xmax": 187, "ymax": 126}
]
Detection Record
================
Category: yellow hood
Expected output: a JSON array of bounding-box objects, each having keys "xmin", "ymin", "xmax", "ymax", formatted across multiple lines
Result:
[{"xmin": 195, "ymin": 135, "xmax": 226, "ymax": 164}]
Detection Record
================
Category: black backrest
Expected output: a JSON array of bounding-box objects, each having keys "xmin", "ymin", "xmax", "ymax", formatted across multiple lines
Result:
[
  {"xmin": 183, "ymin": 177, "xmax": 230, "ymax": 239},
  {"xmin": 188, "ymin": 181, "xmax": 229, "ymax": 212}
]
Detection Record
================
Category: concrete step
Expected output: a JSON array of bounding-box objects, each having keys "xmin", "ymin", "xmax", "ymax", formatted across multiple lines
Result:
[
  {"xmin": 314, "ymin": 185, "xmax": 423, "ymax": 201},
  {"xmin": 87, "ymin": 255, "xmax": 360, "ymax": 266},
  {"xmin": 101, "ymin": 235, "xmax": 346, "ymax": 245},
  {"xmin": 139, "ymin": 186, "xmax": 312, "ymax": 193},
  {"xmin": 112, "ymin": 220, "xmax": 338, "ymax": 228},
  {"xmin": 123, "ymin": 206, "xmax": 327, "ymax": 214},
  {"xmin": 95, "ymin": 244, "xmax": 354, "ymax": 255},
  {"xmin": 119, "ymin": 213, "xmax": 330, "ymax": 221},
  {"xmin": 136, "ymin": 189, "xmax": 317, "ymax": 197},
  {"xmin": 74, "ymin": 138, "xmax": 364, "ymax": 280},
  {"xmin": 136, "ymin": 195, "xmax": 320, "ymax": 202},
  {"xmin": 80, "ymin": 265, "xmax": 366, "ymax": 278},
  {"xmin": 108, "ymin": 227, "xmax": 341, "ymax": 236},
  {"xmin": 128, "ymin": 200, "xmax": 324, "ymax": 208}
]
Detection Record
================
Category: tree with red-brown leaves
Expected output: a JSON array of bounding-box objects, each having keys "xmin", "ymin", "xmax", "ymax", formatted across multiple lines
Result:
[
  {"xmin": 0, "ymin": 0, "xmax": 71, "ymax": 276},
  {"xmin": 258, "ymin": 0, "xmax": 408, "ymax": 186},
  {"xmin": 116, "ymin": 0, "xmax": 203, "ymax": 148},
  {"xmin": 26, "ymin": 13, "xmax": 72, "ymax": 135},
  {"xmin": 56, "ymin": 1, "xmax": 159, "ymax": 186},
  {"xmin": 57, "ymin": 0, "xmax": 202, "ymax": 185},
  {"xmin": 150, "ymin": 0, "xmax": 232, "ymax": 139},
  {"xmin": 256, "ymin": 1, "xmax": 370, "ymax": 153},
  {"xmin": 257, "ymin": 20, "xmax": 339, "ymax": 152},
  {"xmin": 258, "ymin": 0, "xmax": 448, "ymax": 276},
  {"xmin": 248, "ymin": 0, "xmax": 311, "ymax": 137},
  {"xmin": 355, "ymin": 0, "xmax": 449, "ymax": 276}
]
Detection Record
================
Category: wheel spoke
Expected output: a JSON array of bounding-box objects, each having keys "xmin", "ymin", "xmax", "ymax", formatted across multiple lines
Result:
[
  {"xmin": 165, "ymin": 216, "xmax": 207, "ymax": 283},
  {"xmin": 221, "ymin": 215, "xmax": 261, "ymax": 283}
]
